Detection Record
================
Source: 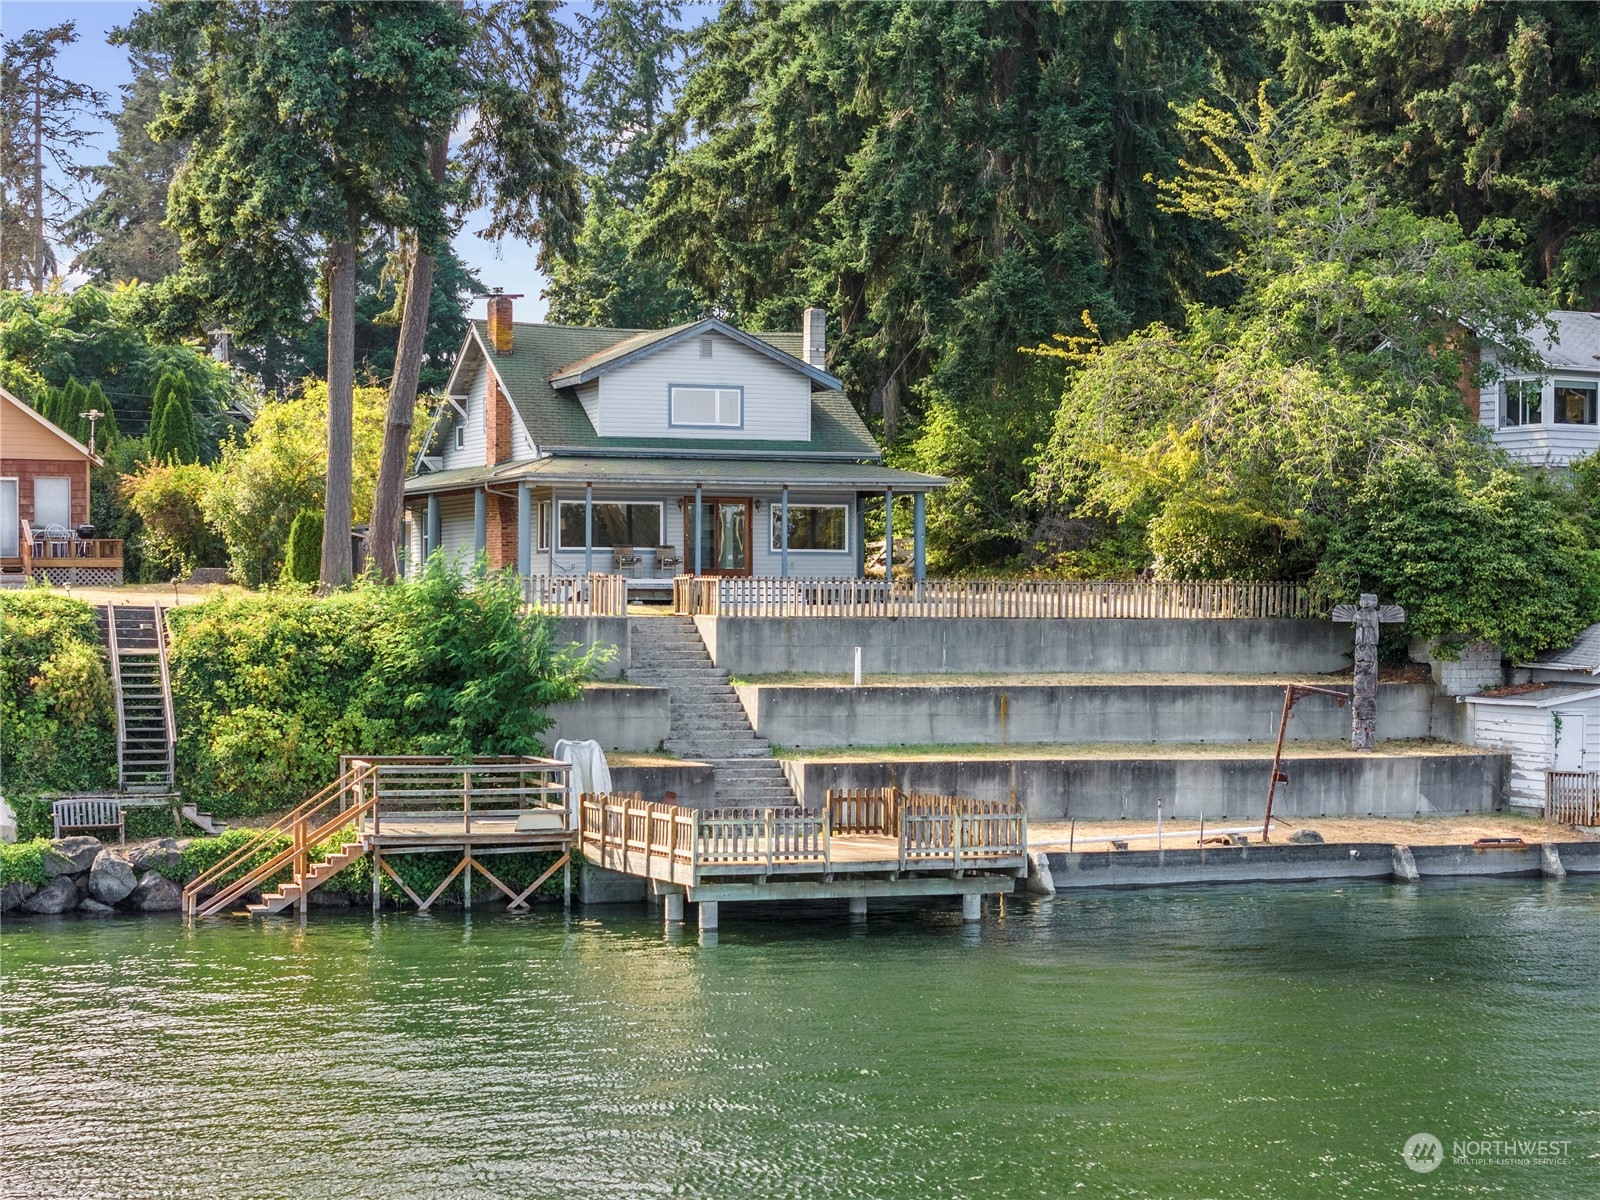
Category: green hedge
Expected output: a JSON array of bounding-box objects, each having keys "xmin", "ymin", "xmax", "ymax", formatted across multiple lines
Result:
[
  {"xmin": 166, "ymin": 561, "xmax": 602, "ymax": 819},
  {"xmin": 0, "ymin": 839, "xmax": 51, "ymax": 887},
  {"xmin": 0, "ymin": 591, "xmax": 118, "ymax": 838}
]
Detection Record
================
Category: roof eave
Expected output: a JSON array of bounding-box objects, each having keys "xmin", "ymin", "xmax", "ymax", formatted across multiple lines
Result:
[{"xmin": 547, "ymin": 317, "xmax": 844, "ymax": 391}]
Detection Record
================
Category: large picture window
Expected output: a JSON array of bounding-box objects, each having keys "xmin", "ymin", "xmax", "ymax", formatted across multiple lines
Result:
[
  {"xmin": 669, "ymin": 385, "xmax": 742, "ymax": 428},
  {"xmin": 1554, "ymin": 380, "xmax": 1598, "ymax": 426},
  {"xmin": 1502, "ymin": 378, "xmax": 1542, "ymax": 427},
  {"xmin": 771, "ymin": 504, "xmax": 848, "ymax": 552},
  {"xmin": 558, "ymin": 500, "xmax": 662, "ymax": 549}
]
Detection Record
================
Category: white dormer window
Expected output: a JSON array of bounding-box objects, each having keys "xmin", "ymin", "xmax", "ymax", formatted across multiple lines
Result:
[
  {"xmin": 670, "ymin": 385, "xmax": 743, "ymax": 428},
  {"xmin": 455, "ymin": 423, "xmax": 466, "ymax": 450}
]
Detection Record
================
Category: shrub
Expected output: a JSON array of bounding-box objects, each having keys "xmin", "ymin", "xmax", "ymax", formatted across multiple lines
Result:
[
  {"xmin": 122, "ymin": 460, "xmax": 226, "ymax": 578},
  {"xmin": 282, "ymin": 509, "xmax": 323, "ymax": 584},
  {"xmin": 166, "ymin": 561, "xmax": 602, "ymax": 817},
  {"xmin": 0, "ymin": 839, "xmax": 50, "ymax": 887},
  {"xmin": 0, "ymin": 592, "xmax": 117, "ymax": 806},
  {"xmin": 149, "ymin": 372, "xmax": 200, "ymax": 464}
]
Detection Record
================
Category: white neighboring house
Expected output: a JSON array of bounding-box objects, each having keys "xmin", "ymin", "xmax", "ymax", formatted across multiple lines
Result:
[
  {"xmin": 1463, "ymin": 621, "xmax": 1600, "ymax": 811},
  {"xmin": 1477, "ymin": 309, "xmax": 1600, "ymax": 466}
]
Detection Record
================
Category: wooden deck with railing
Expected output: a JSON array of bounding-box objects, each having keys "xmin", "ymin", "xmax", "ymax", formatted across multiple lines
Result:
[
  {"xmin": 4, "ymin": 520, "xmax": 124, "ymax": 584},
  {"xmin": 184, "ymin": 756, "xmax": 575, "ymax": 919},
  {"xmin": 1544, "ymin": 770, "xmax": 1600, "ymax": 826},
  {"xmin": 672, "ymin": 576, "xmax": 1323, "ymax": 619},
  {"xmin": 523, "ymin": 573, "xmax": 627, "ymax": 616},
  {"xmin": 579, "ymin": 787, "xmax": 1028, "ymax": 893}
]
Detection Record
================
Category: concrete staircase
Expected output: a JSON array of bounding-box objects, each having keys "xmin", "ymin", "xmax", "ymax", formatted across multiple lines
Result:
[{"xmin": 628, "ymin": 616, "xmax": 797, "ymax": 807}]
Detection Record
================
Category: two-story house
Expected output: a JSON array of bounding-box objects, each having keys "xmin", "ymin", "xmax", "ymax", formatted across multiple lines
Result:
[
  {"xmin": 402, "ymin": 297, "xmax": 945, "ymax": 584},
  {"xmin": 1476, "ymin": 310, "xmax": 1600, "ymax": 466}
]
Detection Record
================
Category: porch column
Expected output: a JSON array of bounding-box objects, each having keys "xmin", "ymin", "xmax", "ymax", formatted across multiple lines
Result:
[
  {"xmin": 913, "ymin": 491, "xmax": 926, "ymax": 581},
  {"xmin": 584, "ymin": 482, "xmax": 594, "ymax": 575},
  {"xmin": 516, "ymin": 483, "xmax": 532, "ymax": 578},
  {"xmin": 854, "ymin": 496, "xmax": 866, "ymax": 579},
  {"xmin": 694, "ymin": 484, "xmax": 704, "ymax": 577},
  {"xmin": 780, "ymin": 484, "xmax": 790, "ymax": 579},
  {"xmin": 883, "ymin": 487, "xmax": 894, "ymax": 579},
  {"xmin": 425, "ymin": 494, "xmax": 440, "ymax": 560},
  {"xmin": 473, "ymin": 488, "xmax": 487, "ymax": 559}
]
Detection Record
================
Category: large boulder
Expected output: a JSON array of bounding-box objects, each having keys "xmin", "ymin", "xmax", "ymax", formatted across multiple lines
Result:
[
  {"xmin": 125, "ymin": 871, "xmax": 183, "ymax": 913},
  {"xmin": 1, "ymin": 882, "xmax": 39, "ymax": 912},
  {"xmin": 77, "ymin": 898, "xmax": 118, "ymax": 916},
  {"xmin": 22, "ymin": 875, "xmax": 80, "ymax": 914},
  {"xmin": 43, "ymin": 836, "xmax": 104, "ymax": 877},
  {"xmin": 127, "ymin": 838, "xmax": 183, "ymax": 877},
  {"xmin": 88, "ymin": 853, "xmax": 139, "ymax": 905}
]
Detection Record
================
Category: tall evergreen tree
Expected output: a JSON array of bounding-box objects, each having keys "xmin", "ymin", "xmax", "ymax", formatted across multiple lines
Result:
[
  {"xmin": 69, "ymin": 43, "xmax": 185, "ymax": 284},
  {"xmin": 149, "ymin": 372, "xmax": 199, "ymax": 464},
  {"xmin": 1265, "ymin": 0, "xmax": 1600, "ymax": 305},
  {"xmin": 368, "ymin": 0, "xmax": 581, "ymax": 582},
  {"xmin": 0, "ymin": 22, "xmax": 105, "ymax": 290},
  {"xmin": 136, "ymin": 0, "xmax": 471, "ymax": 588}
]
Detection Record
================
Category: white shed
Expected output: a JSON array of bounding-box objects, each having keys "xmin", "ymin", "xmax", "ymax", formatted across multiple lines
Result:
[{"xmin": 1463, "ymin": 684, "xmax": 1600, "ymax": 811}]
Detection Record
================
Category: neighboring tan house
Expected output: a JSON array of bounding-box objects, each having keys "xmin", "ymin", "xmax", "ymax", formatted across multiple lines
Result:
[
  {"xmin": 403, "ymin": 297, "xmax": 946, "ymax": 585},
  {"xmin": 0, "ymin": 384, "xmax": 123, "ymax": 585},
  {"xmin": 1475, "ymin": 310, "xmax": 1600, "ymax": 466}
]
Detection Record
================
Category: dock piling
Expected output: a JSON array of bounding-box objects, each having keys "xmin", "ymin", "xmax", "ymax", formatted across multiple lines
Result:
[
  {"xmin": 664, "ymin": 893, "xmax": 685, "ymax": 923},
  {"xmin": 698, "ymin": 900, "xmax": 719, "ymax": 932},
  {"xmin": 961, "ymin": 893, "xmax": 982, "ymax": 923},
  {"xmin": 849, "ymin": 896, "xmax": 867, "ymax": 918}
]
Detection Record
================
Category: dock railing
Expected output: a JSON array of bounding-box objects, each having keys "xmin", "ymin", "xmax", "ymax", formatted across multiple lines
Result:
[
  {"xmin": 524, "ymin": 573, "xmax": 627, "ymax": 616},
  {"xmin": 673, "ymin": 576, "xmax": 1322, "ymax": 619},
  {"xmin": 1544, "ymin": 770, "xmax": 1599, "ymax": 825},
  {"xmin": 579, "ymin": 788, "xmax": 1026, "ymax": 884}
]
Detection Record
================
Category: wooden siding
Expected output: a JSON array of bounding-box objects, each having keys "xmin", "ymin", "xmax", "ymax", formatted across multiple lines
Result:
[
  {"xmin": 1471, "ymin": 696, "xmax": 1600, "ymax": 807},
  {"xmin": 594, "ymin": 330, "xmax": 812, "ymax": 442},
  {"xmin": 443, "ymin": 361, "xmax": 535, "ymax": 469},
  {"xmin": 437, "ymin": 493, "xmax": 476, "ymax": 567}
]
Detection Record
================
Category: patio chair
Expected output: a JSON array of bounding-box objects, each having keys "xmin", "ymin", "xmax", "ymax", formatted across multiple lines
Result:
[
  {"xmin": 612, "ymin": 545, "xmax": 642, "ymax": 576},
  {"xmin": 654, "ymin": 545, "xmax": 682, "ymax": 576}
]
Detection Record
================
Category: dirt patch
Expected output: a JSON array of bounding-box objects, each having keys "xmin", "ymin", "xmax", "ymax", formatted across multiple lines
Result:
[{"xmin": 1029, "ymin": 812, "xmax": 1596, "ymax": 849}]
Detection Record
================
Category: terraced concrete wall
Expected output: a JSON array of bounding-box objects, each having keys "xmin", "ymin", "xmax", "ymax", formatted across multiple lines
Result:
[
  {"xmin": 545, "ymin": 685, "xmax": 669, "ymax": 751},
  {"xmin": 739, "ymin": 682, "xmax": 1451, "ymax": 749},
  {"xmin": 554, "ymin": 616, "xmax": 629, "ymax": 678},
  {"xmin": 780, "ymin": 751, "xmax": 1509, "ymax": 819},
  {"xmin": 698, "ymin": 616, "xmax": 1354, "ymax": 677}
]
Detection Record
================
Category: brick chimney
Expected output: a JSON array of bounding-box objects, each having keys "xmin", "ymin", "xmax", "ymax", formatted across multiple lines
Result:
[
  {"xmin": 802, "ymin": 306, "xmax": 826, "ymax": 369},
  {"xmin": 486, "ymin": 290, "xmax": 523, "ymax": 355}
]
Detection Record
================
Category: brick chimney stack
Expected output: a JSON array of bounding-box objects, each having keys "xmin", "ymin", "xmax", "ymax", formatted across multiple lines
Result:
[
  {"xmin": 802, "ymin": 306, "xmax": 826, "ymax": 369},
  {"xmin": 486, "ymin": 290, "xmax": 523, "ymax": 354}
]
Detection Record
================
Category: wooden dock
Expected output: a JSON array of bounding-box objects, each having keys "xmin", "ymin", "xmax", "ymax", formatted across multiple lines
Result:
[{"xmin": 579, "ymin": 788, "xmax": 1028, "ymax": 928}]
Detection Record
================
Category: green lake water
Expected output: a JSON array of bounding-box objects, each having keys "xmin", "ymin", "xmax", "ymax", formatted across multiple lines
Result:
[{"xmin": 4, "ymin": 881, "xmax": 1599, "ymax": 1199}]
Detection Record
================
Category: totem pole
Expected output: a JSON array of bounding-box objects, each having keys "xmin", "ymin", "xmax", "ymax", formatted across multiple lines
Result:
[{"xmin": 1330, "ymin": 593, "xmax": 1406, "ymax": 751}]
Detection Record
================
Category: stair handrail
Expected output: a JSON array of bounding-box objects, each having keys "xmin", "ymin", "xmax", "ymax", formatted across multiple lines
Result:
[
  {"xmin": 182, "ymin": 764, "xmax": 375, "ymax": 916},
  {"xmin": 103, "ymin": 605, "xmax": 127, "ymax": 792},
  {"xmin": 153, "ymin": 605, "xmax": 178, "ymax": 790},
  {"xmin": 189, "ymin": 787, "xmax": 379, "ymax": 919}
]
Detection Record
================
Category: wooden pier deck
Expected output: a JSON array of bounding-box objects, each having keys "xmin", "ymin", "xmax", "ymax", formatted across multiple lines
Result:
[{"xmin": 579, "ymin": 789, "xmax": 1028, "ymax": 924}]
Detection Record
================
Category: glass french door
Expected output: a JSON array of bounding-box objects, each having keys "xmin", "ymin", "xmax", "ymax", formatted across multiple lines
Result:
[{"xmin": 687, "ymin": 496, "xmax": 752, "ymax": 576}]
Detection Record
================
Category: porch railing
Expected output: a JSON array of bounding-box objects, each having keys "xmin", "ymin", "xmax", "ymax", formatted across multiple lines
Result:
[
  {"xmin": 1544, "ymin": 770, "xmax": 1600, "ymax": 825},
  {"xmin": 523, "ymin": 572, "xmax": 627, "ymax": 616},
  {"xmin": 673, "ymin": 575, "xmax": 1322, "ymax": 619}
]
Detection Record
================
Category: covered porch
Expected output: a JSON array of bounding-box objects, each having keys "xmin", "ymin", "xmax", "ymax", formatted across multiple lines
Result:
[{"xmin": 401, "ymin": 455, "xmax": 946, "ymax": 584}]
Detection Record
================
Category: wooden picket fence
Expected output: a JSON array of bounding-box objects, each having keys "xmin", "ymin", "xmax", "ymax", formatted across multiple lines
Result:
[
  {"xmin": 1544, "ymin": 771, "xmax": 1600, "ymax": 825},
  {"xmin": 673, "ymin": 575, "xmax": 1321, "ymax": 619},
  {"xmin": 523, "ymin": 573, "xmax": 627, "ymax": 616}
]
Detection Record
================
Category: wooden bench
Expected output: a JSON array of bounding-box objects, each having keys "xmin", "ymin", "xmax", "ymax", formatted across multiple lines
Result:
[{"xmin": 52, "ymin": 797, "xmax": 126, "ymax": 844}]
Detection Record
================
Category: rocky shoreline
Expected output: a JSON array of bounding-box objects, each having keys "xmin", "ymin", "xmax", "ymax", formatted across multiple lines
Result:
[{"xmin": 2, "ymin": 836, "xmax": 188, "ymax": 916}]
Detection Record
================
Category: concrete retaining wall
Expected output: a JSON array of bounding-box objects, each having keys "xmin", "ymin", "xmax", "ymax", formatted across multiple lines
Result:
[
  {"xmin": 1044, "ymin": 838, "xmax": 1598, "ymax": 889},
  {"xmin": 739, "ymin": 681, "xmax": 1443, "ymax": 749},
  {"xmin": 545, "ymin": 685, "xmax": 669, "ymax": 751},
  {"xmin": 555, "ymin": 616, "xmax": 629, "ymax": 678},
  {"xmin": 698, "ymin": 616, "xmax": 1354, "ymax": 677},
  {"xmin": 608, "ymin": 761, "xmax": 715, "ymax": 808},
  {"xmin": 780, "ymin": 751, "xmax": 1510, "ymax": 819}
]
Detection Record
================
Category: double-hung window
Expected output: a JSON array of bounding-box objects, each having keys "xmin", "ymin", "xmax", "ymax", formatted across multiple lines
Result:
[
  {"xmin": 1502, "ymin": 378, "xmax": 1542, "ymax": 427},
  {"xmin": 771, "ymin": 504, "xmax": 848, "ymax": 552},
  {"xmin": 669, "ymin": 385, "xmax": 742, "ymax": 428},
  {"xmin": 1554, "ymin": 380, "xmax": 1598, "ymax": 426}
]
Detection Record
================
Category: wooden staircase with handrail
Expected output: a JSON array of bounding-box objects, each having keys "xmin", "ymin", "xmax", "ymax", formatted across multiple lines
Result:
[{"xmin": 184, "ymin": 764, "xmax": 377, "ymax": 919}]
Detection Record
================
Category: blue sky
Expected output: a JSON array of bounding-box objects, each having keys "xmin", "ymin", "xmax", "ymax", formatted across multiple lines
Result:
[{"xmin": 6, "ymin": 0, "xmax": 681, "ymax": 320}]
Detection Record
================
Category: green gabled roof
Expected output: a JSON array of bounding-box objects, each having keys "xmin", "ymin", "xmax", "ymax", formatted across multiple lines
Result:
[{"xmin": 457, "ymin": 319, "xmax": 880, "ymax": 460}]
